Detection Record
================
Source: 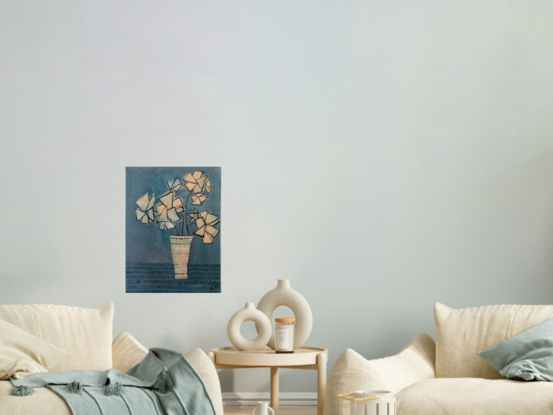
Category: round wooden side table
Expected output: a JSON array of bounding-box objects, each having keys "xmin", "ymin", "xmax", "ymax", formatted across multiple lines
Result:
[{"xmin": 208, "ymin": 346, "xmax": 328, "ymax": 415}]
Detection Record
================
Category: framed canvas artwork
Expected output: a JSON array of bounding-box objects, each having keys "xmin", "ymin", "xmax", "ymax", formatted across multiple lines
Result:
[{"xmin": 126, "ymin": 167, "xmax": 221, "ymax": 293}]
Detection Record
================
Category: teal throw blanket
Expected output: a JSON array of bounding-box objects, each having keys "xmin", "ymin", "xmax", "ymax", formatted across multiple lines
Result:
[{"xmin": 11, "ymin": 348, "xmax": 217, "ymax": 415}]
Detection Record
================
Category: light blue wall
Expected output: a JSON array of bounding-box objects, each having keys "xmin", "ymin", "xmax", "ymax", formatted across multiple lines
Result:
[{"xmin": 1, "ymin": 0, "xmax": 553, "ymax": 393}]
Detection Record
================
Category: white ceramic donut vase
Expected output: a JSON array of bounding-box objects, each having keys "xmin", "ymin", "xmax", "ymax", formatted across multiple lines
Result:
[
  {"xmin": 227, "ymin": 302, "xmax": 272, "ymax": 351},
  {"xmin": 256, "ymin": 279, "xmax": 313, "ymax": 349}
]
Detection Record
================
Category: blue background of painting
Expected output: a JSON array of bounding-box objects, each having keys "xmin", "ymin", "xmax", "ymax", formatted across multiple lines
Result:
[{"xmin": 126, "ymin": 167, "xmax": 221, "ymax": 292}]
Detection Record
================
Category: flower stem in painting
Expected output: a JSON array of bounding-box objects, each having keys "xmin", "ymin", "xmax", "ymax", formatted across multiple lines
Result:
[{"xmin": 183, "ymin": 191, "xmax": 192, "ymax": 235}]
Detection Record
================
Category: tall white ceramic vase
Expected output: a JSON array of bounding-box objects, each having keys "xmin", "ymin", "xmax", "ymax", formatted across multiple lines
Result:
[
  {"xmin": 257, "ymin": 279, "xmax": 313, "ymax": 349},
  {"xmin": 252, "ymin": 402, "xmax": 274, "ymax": 415}
]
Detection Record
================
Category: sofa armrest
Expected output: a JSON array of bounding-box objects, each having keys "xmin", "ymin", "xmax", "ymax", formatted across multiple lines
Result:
[
  {"xmin": 112, "ymin": 335, "xmax": 223, "ymax": 415},
  {"xmin": 185, "ymin": 349, "xmax": 224, "ymax": 415},
  {"xmin": 112, "ymin": 332, "xmax": 149, "ymax": 373},
  {"xmin": 324, "ymin": 333, "xmax": 435, "ymax": 415}
]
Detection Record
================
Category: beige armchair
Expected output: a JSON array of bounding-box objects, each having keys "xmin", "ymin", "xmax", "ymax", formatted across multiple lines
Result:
[{"xmin": 325, "ymin": 303, "xmax": 553, "ymax": 415}]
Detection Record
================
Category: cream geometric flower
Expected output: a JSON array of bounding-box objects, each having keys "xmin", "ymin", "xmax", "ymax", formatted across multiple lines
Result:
[
  {"xmin": 191, "ymin": 193, "xmax": 208, "ymax": 205},
  {"xmin": 194, "ymin": 211, "xmax": 220, "ymax": 244},
  {"xmin": 155, "ymin": 191, "xmax": 184, "ymax": 230},
  {"xmin": 166, "ymin": 177, "xmax": 182, "ymax": 192},
  {"xmin": 204, "ymin": 178, "xmax": 212, "ymax": 193},
  {"xmin": 158, "ymin": 220, "xmax": 176, "ymax": 231},
  {"xmin": 184, "ymin": 171, "xmax": 208, "ymax": 193},
  {"xmin": 187, "ymin": 208, "xmax": 200, "ymax": 222},
  {"xmin": 135, "ymin": 193, "xmax": 156, "ymax": 224}
]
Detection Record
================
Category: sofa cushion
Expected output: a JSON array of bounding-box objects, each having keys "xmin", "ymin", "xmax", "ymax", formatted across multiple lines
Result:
[
  {"xmin": 324, "ymin": 333, "xmax": 435, "ymax": 415},
  {"xmin": 0, "ymin": 319, "xmax": 68, "ymax": 379},
  {"xmin": 396, "ymin": 378, "xmax": 553, "ymax": 415},
  {"xmin": 434, "ymin": 302, "xmax": 553, "ymax": 378},
  {"xmin": 0, "ymin": 303, "xmax": 113, "ymax": 371},
  {"xmin": 112, "ymin": 332, "xmax": 148, "ymax": 373},
  {"xmin": 0, "ymin": 380, "xmax": 71, "ymax": 415}
]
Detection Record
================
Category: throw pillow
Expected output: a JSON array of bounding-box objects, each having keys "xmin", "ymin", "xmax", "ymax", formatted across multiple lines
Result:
[
  {"xmin": 0, "ymin": 319, "xmax": 68, "ymax": 379},
  {"xmin": 478, "ymin": 317, "xmax": 553, "ymax": 380},
  {"xmin": 0, "ymin": 303, "xmax": 114, "ymax": 371}
]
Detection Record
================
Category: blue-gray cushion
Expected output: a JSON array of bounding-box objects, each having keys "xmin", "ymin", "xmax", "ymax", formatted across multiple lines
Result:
[{"xmin": 478, "ymin": 317, "xmax": 553, "ymax": 381}]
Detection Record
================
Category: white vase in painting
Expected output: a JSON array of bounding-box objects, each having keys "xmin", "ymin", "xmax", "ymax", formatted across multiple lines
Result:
[{"xmin": 170, "ymin": 235, "xmax": 194, "ymax": 279}]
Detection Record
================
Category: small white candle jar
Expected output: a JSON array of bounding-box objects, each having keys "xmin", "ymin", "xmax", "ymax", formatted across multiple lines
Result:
[{"xmin": 274, "ymin": 318, "xmax": 295, "ymax": 353}]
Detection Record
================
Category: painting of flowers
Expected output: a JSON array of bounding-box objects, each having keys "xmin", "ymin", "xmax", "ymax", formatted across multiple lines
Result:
[{"xmin": 126, "ymin": 167, "xmax": 221, "ymax": 293}]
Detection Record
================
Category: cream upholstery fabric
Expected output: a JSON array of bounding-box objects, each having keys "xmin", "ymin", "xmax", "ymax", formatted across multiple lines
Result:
[
  {"xmin": 0, "ymin": 319, "xmax": 68, "ymax": 379},
  {"xmin": 0, "ymin": 380, "xmax": 71, "ymax": 415},
  {"xmin": 396, "ymin": 378, "xmax": 553, "ymax": 415},
  {"xmin": 1, "ymin": 340, "xmax": 223, "ymax": 415},
  {"xmin": 186, "ymin": 348, "xmax": 224, "ymax": 415},
  {"xmin": 111, "ymin": 334, "xmax": 223, "ymax": 415},
  {"xmin": 0, "ymin": 303, "xmax": 114, "ymax": 372},
  {"xmin": 112, "ymin": 332, "xmax": 148, "ymax": 373},
  {"xmin": 434, "ymin": 302, "xmax": 553, "ymax": 379},
  {"xmin": 324, "ymin": 333, "xmax": 435, "ymax": 415}
]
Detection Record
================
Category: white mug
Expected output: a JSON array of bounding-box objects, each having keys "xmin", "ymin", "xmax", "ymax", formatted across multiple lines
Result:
[{"xmin": 252, "ymin": 401, "xmax": 274, "ymax": 415}]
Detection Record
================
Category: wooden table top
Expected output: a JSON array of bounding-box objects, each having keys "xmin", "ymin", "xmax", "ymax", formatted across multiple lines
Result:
[{"xmin": 210, "ymin": 347, "xmax": 327, "ymax": 367}]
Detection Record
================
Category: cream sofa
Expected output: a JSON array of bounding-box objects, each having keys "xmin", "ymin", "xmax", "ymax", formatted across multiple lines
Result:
[
  {"xmin": 325, "ymin": 303, "xmax": 553, "ymax": 415},
  {"xmin": 0, "ymin": 302, "xmax": 224, "ymax": 415}
]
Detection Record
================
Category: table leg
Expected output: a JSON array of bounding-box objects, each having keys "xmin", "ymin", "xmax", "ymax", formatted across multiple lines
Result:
[
  {"xmin": 317, "ymin": 353, "xmax": 327, "ymax": 415},
  {"xmin": 270, "ymin": 367, "xmax": 279, "ymax": 413}
]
